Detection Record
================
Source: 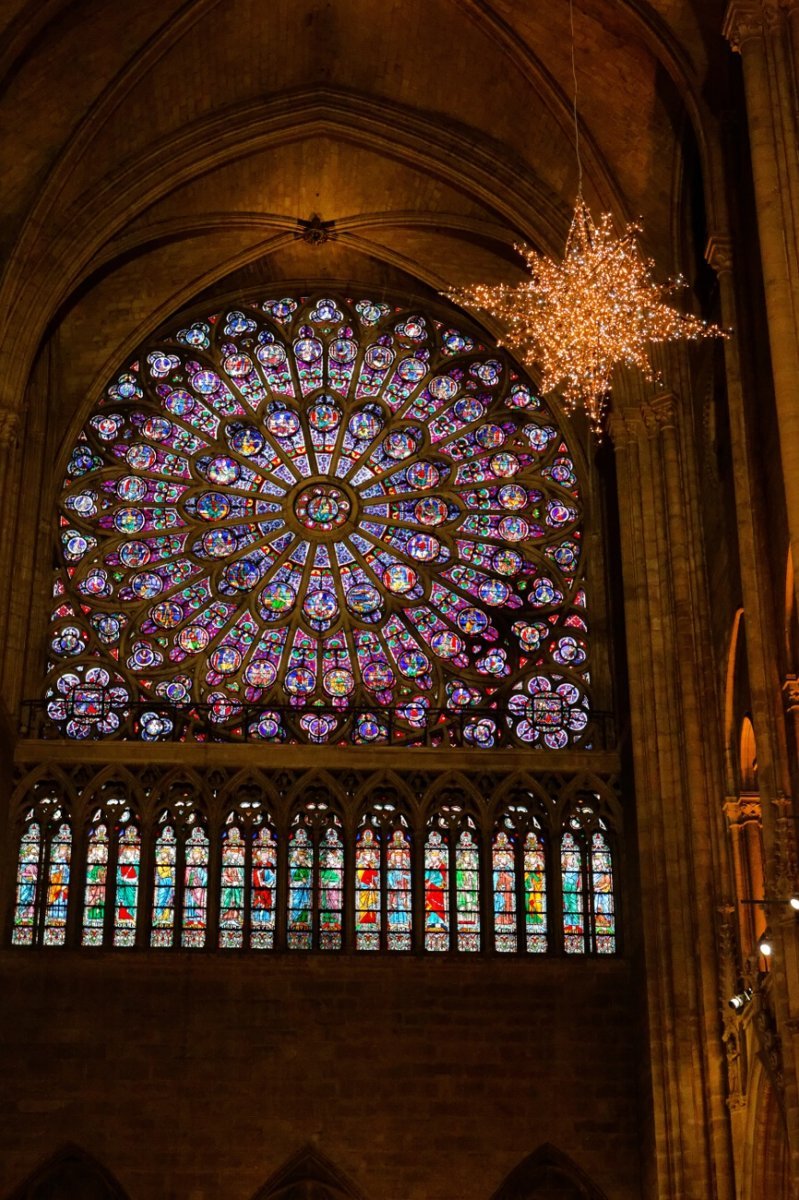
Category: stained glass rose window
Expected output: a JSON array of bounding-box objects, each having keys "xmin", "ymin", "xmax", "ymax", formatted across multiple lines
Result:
[{"xmin": 47, "ymin": 295, "xmax": 589, "ymax": 746}]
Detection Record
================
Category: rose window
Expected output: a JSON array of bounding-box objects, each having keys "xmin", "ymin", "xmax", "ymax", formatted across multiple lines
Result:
[{"xmin": 47, "ymin": 294, "xmax": 590, "ymax": 746}]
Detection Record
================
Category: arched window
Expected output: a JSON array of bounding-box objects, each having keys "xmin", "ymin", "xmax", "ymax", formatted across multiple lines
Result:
[
  {"xmin": 150, "ymin": 810, "xmax": 209, "ymax": 948},
  {"xmin": 82, "ymin": 802, "xmax": 141, "ymax": 947},
  {"xmin": 424, "ymin": 807, "xmax": 480, "ymax": 951},
  {"xmin": 288, "ymin": 805, "xmax": 344, "ymax": 951},
  {"xmin": 45, "ymin": 294, "xmax": 590, "ymax": 751},
  {"xmin": 355, "ymin": 804, "xmax": 412, "ymax": 951},
  {"xmin": 11, "ymin": 798, "xmax": 72, "ymax": 947},
  {"xmin": 219, "ymin": 806, "xmax": 277, "ymax": 950},
  {"xmin": 561, "ymin": 805, "xmax": 617, "ymax": 954},
  {"xmin": 492, "ymin": 806, "xmax": 548, "ymax": 953}
]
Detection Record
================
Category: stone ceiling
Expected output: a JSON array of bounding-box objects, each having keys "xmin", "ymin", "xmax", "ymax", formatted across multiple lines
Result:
[{"xmin": 0, "ymin": 0, "xmax": 731, "ymax": 448}]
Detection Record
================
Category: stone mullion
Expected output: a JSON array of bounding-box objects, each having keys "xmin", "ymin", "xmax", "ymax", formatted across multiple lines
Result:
[
  {"xmin": 725, "ymin": 3, "xmax": 799, "ymax": 611},
  {"xmin": 611, "ymin": 408, "xmax": 691, "ymax": 1199}
]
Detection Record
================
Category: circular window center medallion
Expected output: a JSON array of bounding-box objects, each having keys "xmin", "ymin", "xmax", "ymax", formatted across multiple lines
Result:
[{"xmin": 294, "ymin": 483, "xmax": 353, "ymax": 532}]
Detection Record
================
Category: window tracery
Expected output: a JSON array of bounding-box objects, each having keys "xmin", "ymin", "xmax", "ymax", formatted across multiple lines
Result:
[
  {"xmin": 46, "ymin": 294, "xmax": 590, "ymax": 749},
  {"xmin": 9, "ymin": 770, "xmax": 619, "ymax": 955}
]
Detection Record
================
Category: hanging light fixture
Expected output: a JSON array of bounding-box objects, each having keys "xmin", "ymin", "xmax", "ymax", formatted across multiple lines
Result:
[{"xmin": 444, "ymin": 0, "xmax": 726, "ymax": 433}]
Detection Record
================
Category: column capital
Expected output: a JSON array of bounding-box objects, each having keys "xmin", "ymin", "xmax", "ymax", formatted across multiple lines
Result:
[
  {"xmin": 643, "ymin": 392, "xmax": 679, "ymax": 435},
  {"xmin": 705, "ymin": 233, "xmax": 735, "ymax": 275},
  {"xmin": 606, "ymin": 405, "xmax": 646, "ymax": 450},
  {"xmin": 723, "ymin": 0, "xmax": 765, "ymax": 50}
]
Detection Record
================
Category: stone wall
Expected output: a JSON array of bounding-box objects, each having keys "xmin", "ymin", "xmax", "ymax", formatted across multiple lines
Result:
[{"xmin": 0, "ymin": 951, "xmax": 642, "ymax": 1200}]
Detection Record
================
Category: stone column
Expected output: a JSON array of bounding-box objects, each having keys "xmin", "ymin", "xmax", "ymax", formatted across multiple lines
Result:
[
  {"xmin": 724, "ymin": 1, "xmax": 799, "ymax": 616},
  {"xmin": 610, "ymin": 391, "xmax": 734, "ymax": 1200},
  {"xmin": 706, "ymin": 230, "xmax": 799, "ymax": 1182}
]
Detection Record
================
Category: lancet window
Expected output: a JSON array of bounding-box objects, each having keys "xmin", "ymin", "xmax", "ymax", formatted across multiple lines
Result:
[
  {"xmin": 287, "ymin": 804, "xmax": 344, "ymax": 951},
  {"xmin": 492, "ymin": 805, "xmax": 548, "ymax": 953},
  {"xmin": 219, "ymin": 806, "xmax": 278, "ymax": 950},
  {"xmin": 561, "ymin": 803, "xmax": 616, "ymax": 954},
  {"xmin": 82, "ymin": 800, "xmax": 141, "ymax": 947},
  {"xmin": 10, "ymin": 779, "xmax": 620, "ymax": 955},
  {"xmin": 355, "ymin": 804, "xmax": 413, "ymax": 951},
  {"xmin": 151, "ymin": 809, "xmax": 209, "ymax": 948},
  {"xmin": 11, "ymin": 795, "xmax": 72, "ymax": 947},
  {"xmin": 424, "ymin": 807, "xmax": 481, "ymax": 952}
]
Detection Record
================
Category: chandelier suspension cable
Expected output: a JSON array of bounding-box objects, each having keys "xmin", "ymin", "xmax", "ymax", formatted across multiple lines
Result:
[{"xmin": 569, "ymin": 0, "xmax": 583, "ymax": 198}]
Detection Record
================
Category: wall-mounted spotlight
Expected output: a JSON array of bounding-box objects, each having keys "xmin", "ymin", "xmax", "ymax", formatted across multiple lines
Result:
[
  {"xmin": 790, "ymin": 895, "xmax": 799, "ymax": 911},
  {"xmin": 728, "ymin": 987, "xmax": 753, "ymax": 1012},
  {"xmin": 758, "ymin": 928, "xmax": 774, "ymax": 957}
]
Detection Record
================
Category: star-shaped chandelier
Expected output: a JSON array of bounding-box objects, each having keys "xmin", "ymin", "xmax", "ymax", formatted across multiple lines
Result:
[{"xmin": 446, "ymin": 195, "xmax": 726, "ymax": 432}]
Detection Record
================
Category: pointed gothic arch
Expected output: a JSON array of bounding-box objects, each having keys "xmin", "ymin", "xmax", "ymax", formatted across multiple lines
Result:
[
  {"xmin": 6, "ymin": 1144, "xmax": 130, "ymax": 1200},
  {"xmin": 491, "ymin": 1143, "xmax": 608, "ymax": 1200},
  {"xmin": 251, "ymin": 1146, "xmax": 368, "ymax": 1200}
]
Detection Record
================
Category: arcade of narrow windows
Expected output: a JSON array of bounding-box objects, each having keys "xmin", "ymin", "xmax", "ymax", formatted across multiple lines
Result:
[{"xmin": 9, "ymin": 781, "xmax": 618, "ymax": 955}]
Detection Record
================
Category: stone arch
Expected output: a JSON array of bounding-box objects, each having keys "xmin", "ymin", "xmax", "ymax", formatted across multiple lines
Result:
[
  {"xmin": 78, "ymin": 764, "xmax": 148, "ymax": 824},
  {"xmin": 5, "ymin": 1143, "xmax": 131, "ymax": 1200},
  {"xmin": 490, "ymin": 1142, "xmax": 608, "ymax": 1200},
  {"xmin": 218, "ymin": 767, "xmax": 281, "ymax": 814},
  {"xmin": 251, "ymin": 1145, "xmax": 368, "ymax": 1200},
  {"xmin": 741, "ymin": 1059, "xmax": 791, "ymax": 1200}
]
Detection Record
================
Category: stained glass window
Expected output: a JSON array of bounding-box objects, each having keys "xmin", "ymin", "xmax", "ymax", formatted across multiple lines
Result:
[
  {"xmin": 219, "ymin": 808, "xmax": 277, "ymax": 950},
  {"xmin": 151, "ymin": 822, "xmax": 177, "ymax": 946},
  {"xmin": 288, "ymin": 808, "xmax": 343, "ymax": 950},
  {"xmin": 219, "ymin": 822, "xmax": 246, "ymax": 947},
  {"xmin": 181, "ymin": 825, "xmax": 209, "ymax": 948},
  {"xmin": 114, "ymin": 821, "xmax": 141, "ymax": 946},
  {"xmin": 561, "ymin": 831, "xmax": 585, "ymax": 953},
  {"xmin": 42, "ymin": 822, "xmax": 72, "ymax": 945},
  {"xmin": 524, "ymin": 829, "xmax": 548, "ymax": 952},
  {"xmin": 591, "ymin": 829, "xmax": 616, "ymax": 954},
  {"xmin": 355, "ymin": 807, "xmax": 412, "ymax": 951},
  {"xmin": 425, "ymin": 809, "xmax": 480, "ymax": 951},
  {"xmin": 150, "ymin": 811, "xmax": 207, "ymax": 948},
  {"xmin": 424, "ymin": 827, "xmax": 450, "ymax": 951},
  {"xmin": 12, "ymin": 820, "xmax": 43, "ymax": 946},
  {"xmin": 82, "ymin": 819, "xmax": 109, "ymax": 945},
  {"xmin": 46, "ymin": 294, "xmax": 589, "ymax": 748},
  {"xmin": 81, "ymin": 806, "xmax": 140, "ymax": 947},
  {"xmin": 493, "ymin": 809, "xmax": 548, "ymax": 953},
  {"xmin": 12, "ymin": 802, "xmax": 72, "ymax": 947},
  {"xmin": 492, "ymin": 828, "xmax": 517, "ymax": 952}
]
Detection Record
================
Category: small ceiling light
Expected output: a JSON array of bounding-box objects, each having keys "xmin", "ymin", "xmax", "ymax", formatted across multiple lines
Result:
[
  {"xmin": 758, "ymin": 929, "xmax": 774, "ymax": 957},
  {"xmin": 789, "ymin": 895, "xmax": 799, "ymax": 911},
  {"xmin": 728, "ymin": 988, "xmax": 753, "ymax": 1013}
]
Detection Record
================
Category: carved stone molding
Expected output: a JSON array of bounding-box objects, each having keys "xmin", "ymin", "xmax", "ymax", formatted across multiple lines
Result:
[
  {"xmin": 642, "ymin": 392, "xmax": 679, "ymax": 436},
  {"xmin": 782, "ymin": 674, "xmax": 799, "ymax": 713},
  {"xmin": 705, "ymin": 233, "xmax": 734, "ymax": 275},
  {"xmin": 0, "ymin": 407, "xmax": 20, "ymax": 448},
  {"xmin": 607, "ymin": 406, "xmax": 645, "ymax": 450},
  {"xmin": 723, "ymin": 0, "xmax": 766, "ymax": 50}
]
